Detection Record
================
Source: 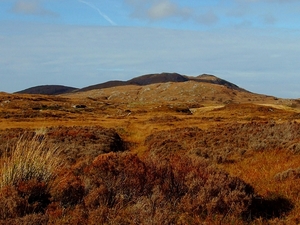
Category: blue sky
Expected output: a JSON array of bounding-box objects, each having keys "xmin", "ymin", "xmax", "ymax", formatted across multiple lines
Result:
[{"xmin": 0, "ymin": 0, "xmax": 300, "ymax": 98}]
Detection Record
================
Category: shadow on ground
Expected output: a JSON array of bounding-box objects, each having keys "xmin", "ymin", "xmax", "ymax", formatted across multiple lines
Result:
[{"xmin": 243, "ymin": 195, "xmax": 294, "ymax": 222}]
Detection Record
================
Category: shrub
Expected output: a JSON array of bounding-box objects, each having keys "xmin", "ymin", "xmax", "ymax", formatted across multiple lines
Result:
[
  {"xmin": 50, "ymin": 169, "xmax": 85, "ymax": 207},
  {"xmin": 144, "ymin": 121, "xmax": 300, "ymax": 163},
  {"xmin": 0, "ymin": 185, "xmax": 25, "ymax": 219},
  {"xmin": 145, "ymin": 155, "xmax": 255, "ymax": 218},
  {"xmin": 0, "ymin": 179, "xmax": 51, "ymax": 220},
  {"xmin": 46, "ymin": 126, "xmax": 126, "ymax": 164},
  {"xmin": 84, "ymin": 152, "xmax": 147, "ymax": 209},
  {"xmin": 0, "ymin": 213, "xmax": 48, "ymax": 225},
  {"xmin": 82, "ymin": 152, "xmax": 255, "ymax": 223}
]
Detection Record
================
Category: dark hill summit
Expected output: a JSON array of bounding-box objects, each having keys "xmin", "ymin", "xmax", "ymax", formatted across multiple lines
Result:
[
  {"xmin": 127, "ymin": 73, "xmax": 188, "ymax": 85},
  {"xmin": 16, "ymin": 85, "xmax": 78, "ymax": 95}
]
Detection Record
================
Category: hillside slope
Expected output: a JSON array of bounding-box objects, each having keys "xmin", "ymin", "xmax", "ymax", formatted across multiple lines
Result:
[
  {"xmin": 67, "ymin": 79, "xmax": 283, "ymax": 106},
  {"xmin": 16, "ymin": 85, "xmax": 78, "ymax": 95},
  {"xmin": 76, "ymin": 72, "xmax": 244, "ymax": 93}
]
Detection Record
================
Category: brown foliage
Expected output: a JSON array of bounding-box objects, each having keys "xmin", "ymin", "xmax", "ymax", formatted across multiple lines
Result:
[
  {"xmin": 1, "ymin": 152, "xmax": 251, "ymax": 224},
  {"xmin": 46, "ymin": 126, "xmax": 126, "ymax": 163},
  {"xmin": 50, "ymin": 170, "xmax": 85, "ymax": 207},
  {"xmin": 144, "ymin": 121, "xmax": 300, "ymax": 163},
  {"xmin": 81, "ymin": 152, "xmax": 255, "ymax": 223},
  {"xmin": 0, "ymin": 186, "xmax": 25, "ymax": 219},
  {"xmin": 274, "ymin": 168, "xmax": 300, "ymax": 181},
  {"xmin": 0, "ymin": 126, "xmax": 126, "ymax": 165},
  {"xmin": 0, "ymin": 179, "xmax": 50, "ymax": 220},
  {"xmin": 0, "ymin": 213, "xmax": 48, "ymax": 225},
  {"xmin": 84, "ymin": 152, "xmax": 147, "ymax": 208}
]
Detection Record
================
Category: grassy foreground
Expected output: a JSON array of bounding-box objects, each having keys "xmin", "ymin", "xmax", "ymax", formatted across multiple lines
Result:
[{"xmin": 0, "ymin": 92, "xmax": 300, "ymax": 224}]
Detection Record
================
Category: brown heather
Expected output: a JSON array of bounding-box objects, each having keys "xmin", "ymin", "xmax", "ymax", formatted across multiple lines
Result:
[{"xmin": 0, "ymin": 133, "xmax": 257, "ymax": 224}]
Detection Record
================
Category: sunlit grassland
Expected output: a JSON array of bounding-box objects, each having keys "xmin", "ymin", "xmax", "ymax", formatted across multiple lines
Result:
[
  {"xmin": 220, "ymin": 149, "xmax": 300, "ymax": 223},
  {"xmin": 1, "ymin": 94, "xmax": 300, "ymax": 223}
]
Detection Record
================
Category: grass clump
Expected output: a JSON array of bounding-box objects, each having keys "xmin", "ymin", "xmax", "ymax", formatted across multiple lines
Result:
[{"xmin": 0, "ymin": 131, "xmax": 61, "ymax": 188}]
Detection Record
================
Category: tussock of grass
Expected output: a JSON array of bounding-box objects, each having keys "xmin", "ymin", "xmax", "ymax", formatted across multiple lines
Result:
[{"xmin": 0, "ymin": 132, "xmax": 61, "ymax": 188}]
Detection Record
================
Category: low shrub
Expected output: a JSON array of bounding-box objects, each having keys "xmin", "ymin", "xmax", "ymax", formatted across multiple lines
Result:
[
  {"xmin": 81, "ymin": 152, "xmax": 255, "ymax": 223},
  {"xmin": 0, "ymin": 179, "xmax": 50, "ymax": 220},
  {"xmin": 144, "ymin": 121, "xmax": 300, "ymax": 163},
  {"xmin": 50, "ymin": 170, "xmax": 85, "ymax": 207}
]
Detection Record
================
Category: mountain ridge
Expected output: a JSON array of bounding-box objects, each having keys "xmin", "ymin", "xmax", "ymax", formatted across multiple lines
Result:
[{"xmin": 16, "ymin": 73, "xmax": 248, "ymax": 95}]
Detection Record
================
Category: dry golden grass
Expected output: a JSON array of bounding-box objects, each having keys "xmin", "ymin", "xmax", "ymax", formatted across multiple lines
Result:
[
  {"xmin": 0, "ymin": 131, "xmax": 61, "ymax": 188},
  {"xmin": 219, "ymin": 149, "xmax": 300, "ymax": 223}
]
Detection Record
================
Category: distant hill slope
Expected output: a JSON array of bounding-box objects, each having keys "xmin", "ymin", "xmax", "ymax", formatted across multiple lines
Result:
[
  {"xmin": 190, "ymin": 74, "xmax": 244, "ymax": 91},
  {"xmin": 68, "ymin": 76, "xmax": 280, "ymax": 106},
  {"xmin": 78, "ymin": 81, "xmax": 126, "ymax": 93},
  {"xmin": 76, "ymin": 73, "xmax": 244, "ymax": 93},
  {"xmin": 77, "ymin": 73, "xmax": 188, "ymax": 92},
  {"xmin": 16, "ymin": 85, "xmax": 78, "ymax": 95}
]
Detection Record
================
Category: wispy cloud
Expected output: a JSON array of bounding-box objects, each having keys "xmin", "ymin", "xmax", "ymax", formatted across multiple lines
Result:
[{"xmin": 78, "ymin": 0, "xmax": 116, "ymax": 26}]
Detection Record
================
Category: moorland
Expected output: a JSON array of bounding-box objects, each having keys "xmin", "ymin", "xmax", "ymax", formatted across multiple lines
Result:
[{"xmin": 1, "ymin": 73, "xmax": 300, "ymax": 224}]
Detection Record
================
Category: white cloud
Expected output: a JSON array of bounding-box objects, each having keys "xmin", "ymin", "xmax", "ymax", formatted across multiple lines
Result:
[
  {"xmin": 11, "ymin": 0, "xmax": 57, "ymax": 16},
  {"xmin": 146, "ymin": 0, "xmax": 192, "ymax": 20},
  {"xmin": 147, "ymin": 1, "xmax": 178, "ymax": 20},
  {"xmin": 126, "ymin": 0, "xmax": 193, "ymax": 21},
  {"xmin": 124, "ymin": 0, "xmax": 218, "ymax": 25}
]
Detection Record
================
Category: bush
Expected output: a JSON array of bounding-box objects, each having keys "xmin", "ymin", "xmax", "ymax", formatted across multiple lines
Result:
[
  {"xmin": 50, "ymin": 169, "xmax": 85, "ymax": 208},
  {"xmin": 82, "ymin": 152, "xmax": 255, "ymax": 223},
  {"xmin": 0, "ymin": 179, "xmax": 50, "ymax": 220},
  {"xmin": 144, "ymin": 121, "xmax": 300, "ymax": 163}
]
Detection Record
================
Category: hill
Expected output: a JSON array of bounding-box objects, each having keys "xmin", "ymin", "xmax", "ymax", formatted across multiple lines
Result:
[
  {"xmin": 76, "ymin": 72, "xmax": 245, "ymax": 93},
  {"xmin": 16, "ymin": 85, "xmax": 78, "ymax": 95},
  {"xmin": 14, "ymin": 73, "xmax": 253, "ymax": 97},
  {"xmin": 67, "ymin": 78, "xmax": 282, "ymax": 107}
]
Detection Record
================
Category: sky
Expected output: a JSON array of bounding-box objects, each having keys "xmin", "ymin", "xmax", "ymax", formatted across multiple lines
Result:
[{"xmin": 0, "ymin": 0, "xmax": 300, "ymax": 98}]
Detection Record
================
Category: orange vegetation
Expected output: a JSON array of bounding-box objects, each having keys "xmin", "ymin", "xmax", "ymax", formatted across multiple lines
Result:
[{"xmin": 0, "ymin": 82, "xmax": 300, "ymax": 224}]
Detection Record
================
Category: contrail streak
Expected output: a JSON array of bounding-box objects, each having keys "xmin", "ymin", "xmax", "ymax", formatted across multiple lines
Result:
[{"xmin": 78, "ymin": 0, "xmax": 116, "ymax": 26}]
